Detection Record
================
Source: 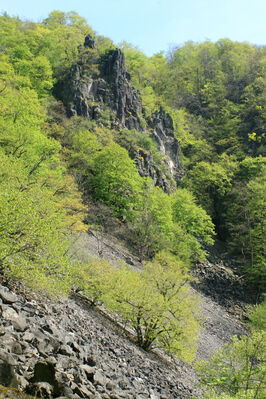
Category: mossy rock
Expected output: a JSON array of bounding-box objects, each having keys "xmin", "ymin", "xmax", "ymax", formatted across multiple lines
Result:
[{"xmin": 0, "ymin": 385, "xmax": 34, "ymax": 399}]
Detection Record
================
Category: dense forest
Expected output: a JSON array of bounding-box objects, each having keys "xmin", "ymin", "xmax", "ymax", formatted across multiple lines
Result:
[{"xmin": 0, "ymin": 10, "xmax": 265, "ymax": 399}]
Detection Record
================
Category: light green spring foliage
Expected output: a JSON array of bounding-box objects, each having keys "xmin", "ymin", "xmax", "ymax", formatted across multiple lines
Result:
[
  {"xmin": 197, "ymin": 390, "xmax": 256, "ymax": 399},
  {"xmin": 225, "ymin": 157, "xmax": 266, "ymax": 291},
  {"xmin": 196, "ymin": 331, "xmax": 266, "ymax": 399},
  {"xmin": 0, "ymin": 151, "xmax": 71, "ymax": 293},
  {"xmin": 0, "ymin": 11, "xmax": 264, "ymax": 299},
  {"xmin": 172, "ymin": 188, "xmax": 214, "ymax": 247},
  {"xmin": 120, "ymin": 42, "xmax": 167, "ymax": 116},
  {"xmin": 169, "ymin": 108, "xmax": 213, "ymax": 167},
  {"xmin": 0, "ymin": 85, "xmax": 61, "ymax": 177},
  {"xmin": 0, "ymin": 11, "xmax": 94, "ymax": 95},
  {"xmin": 96, "ymin": 251, "xmax": 201, "ymax": 361},
  {"xmin": 130, "ymin": 183, "xmax": 214, "ymax": 262},
  {"xmin": 0, "ymin": 385, "xmax": 35, "ymax": 398},
  {"xmin": 248, "ymin": 301, "xmax": 266, "ymax": 331},
  {"xmin": 0, "ymin": 57, "xmax": 87, "ymax": 294},
  {"xmin": 131, "ymin": 183, "xmax": 174, "ymax": 258},
  {"xmin": 91, "ymin": 142, "xmax": 143, "ymax": 219},
  {"xmin": 121, "ymin": 39, "xmax": 265, "ymax": 290},
  {"xmin": 71, "ymin": 257, "xmax": 114, "ymax": 304},
  {"xmin": 70, "ymin": 250, "xmax": 200, "ymax": 360},
  {"xmin": 182, "ymin": 156, "xmax": 237, "ymax": 218}
]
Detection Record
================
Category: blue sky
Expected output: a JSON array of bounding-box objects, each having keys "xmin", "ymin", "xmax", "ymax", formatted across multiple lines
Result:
[{"xmin": 1, "ymin": 0, "xmax": 266, "ymax": 56}]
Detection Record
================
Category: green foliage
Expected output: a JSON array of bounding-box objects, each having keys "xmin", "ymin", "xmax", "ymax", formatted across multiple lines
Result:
[
  {"xmin": 225, "ymin": 157, "xmax": 266, "ymax": 291},
  {"xmin": 90, "ymin": 142, "xmax": 143, "ymax": 219},
  {"xmin": 13, "ymin": 55, "xmax": 54, "ymax": 97},
  {"xmin": 182, "ymin": 157, "xmax": 236, "ymax": 219},
  {"xmin": 0, "ymin": 385, "xmax": 35, "ymax": 398},
  {"xmin": 0, "ymin": 150, "xmax": 71, "ymax": 293},
  {"xmin": 114, "ymin": 129, "xmax": 156, "ymax": 155},
  {"xmin": 68, "ymin": 128, "xmax": 102, "ymax": 177},
  {"xmin": 248, "ymin": 301, "xmax": 266, "ymax": 331},
  {"xmin": 71, "ymin": 257, "xmax": 114, "ymax": 304},
  {"xmin": 120, "ymin": 42, "xmax": 167, "ymax": 115},
  {"xmin": 170, "ymin": 108, "xmax": 213, "ymax": 167},
  {"xmin": 0, "ymin": 11, "xmax": 264, "ymax": 300},
  {"xmin": 172, "ymin": 188, "xmax": 214, "ymax": 253},
  {"xmin": 131, "ymin": 183, "xmax": 175, "ymax": 258},
  {"xmin": 129, "ymin": 183, "xmax": 214, "ymax": 262},
  {"xmin": 196, "ymin": 331, "xmax": 266, "ymax": 399},
  {"xmin": 102, "ymin": 251, "xmax": 200, "ymax": 360}
]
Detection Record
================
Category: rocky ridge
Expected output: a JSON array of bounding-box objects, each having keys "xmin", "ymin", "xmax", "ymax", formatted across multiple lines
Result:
[{"xmin": 55, "ymin": 36, "xmax": 182, "ymax": 190}]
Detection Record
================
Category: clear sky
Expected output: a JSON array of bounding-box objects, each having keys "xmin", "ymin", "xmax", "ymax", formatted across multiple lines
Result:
[{"xmin": 1, "ymin": 0, "xmax": 265, "ymax": 56}]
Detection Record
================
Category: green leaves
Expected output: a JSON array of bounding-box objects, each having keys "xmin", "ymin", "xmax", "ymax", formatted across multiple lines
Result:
[
  {"xmin": 172, "ymin": 188, "xmax": 214, "ymax": 245},
  {"xmin": 0, "ymin": 151, "xmax": 71, "ymax": 292},
  {"xmin": 91, "ymin": 142, "xmax": 143, "ymax": 219},
  {"xmin": 90, "ymin": 251, "xmax": 201, "ymax": 361},
  {"xmin": 196, "ymin": 331, "xmax": 266, "ymax": 399}
]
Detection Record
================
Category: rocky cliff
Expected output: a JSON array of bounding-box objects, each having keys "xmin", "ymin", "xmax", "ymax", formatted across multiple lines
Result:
[{"xmin": 54, "ymin": 36, "xmax": 182, "ymax": 190}]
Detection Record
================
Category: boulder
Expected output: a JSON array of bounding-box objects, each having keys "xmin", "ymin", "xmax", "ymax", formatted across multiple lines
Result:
[{"xmin": 0, "ymin": 286, "xmax": 18, "ymax": 304}]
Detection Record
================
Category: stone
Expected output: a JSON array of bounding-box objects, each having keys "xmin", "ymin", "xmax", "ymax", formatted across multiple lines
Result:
[
  {"xmin": 54, "ymin": 48, "xmax": 143, "ymax": 131},
  {"xmin": 0, "ymin": 286, "xmax": 18, "ymax": 304},
  {"xmin": 28, "ymin": 382, "xmax": 53, "ymax": 398},
  {"xmin": 0, "ymin": 357, "xmax": 18, "ymax": 387},
  {"xmin": 28, "ymin": 360, "xmax": 63, "ymax": 397},
  {"xmin": 11, "ymin": 315, "xmax": 27, "ymax": 332},
  {"xmin": 22, "ymin": 332, "xmax": 35, "ymax": 342},
  {"xmin": 59, "ymin": 344, "xmax": 74, "ymax": 356},
  {"xmin": 84, "ymin": 34, "xmax": 95, "ymax": 49},
  {"xmin": 11, "ymin": 342, "xmax": 23, "ymax": 355},
  {"xmin": 2, "ymin": 307, "xmax": 27, "ymax": 332},
  {"xmin": 54, "ymin": 44, "xmax": 183, "ymax": 191},
  {"xmin": 93, "ymin": 370, "xmax": 106, "ymax": 386},
  {"xmin": 79, "ymin": 364, "xmax": 95, "ymax": 381}
]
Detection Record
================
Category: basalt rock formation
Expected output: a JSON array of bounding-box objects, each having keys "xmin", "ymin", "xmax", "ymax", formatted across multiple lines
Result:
[
  {"xmin": 55, "ymin": 36, "xmax": 143, "ymax": 132},
  {"xmin": 55, "ymin": 36, "xmax": 182, "ymax": 190}
]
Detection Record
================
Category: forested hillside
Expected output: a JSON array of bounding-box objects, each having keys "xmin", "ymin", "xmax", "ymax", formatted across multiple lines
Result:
[{"xmin": 0, "ymin": 10, "xmax": 265, "ymax": 399}]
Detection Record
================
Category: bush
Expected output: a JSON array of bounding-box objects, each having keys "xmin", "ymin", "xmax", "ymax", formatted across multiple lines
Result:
[
  {"xmin": 103, "ymin": 251, "xmax": 200, "ymax": 361},
  {"xmin": 91, "ymin": 142, "xmax": 143, "ymax": 219},
  {"xmin": 196, "ymin": 331, "xmax": 266, "ymax": 399}
]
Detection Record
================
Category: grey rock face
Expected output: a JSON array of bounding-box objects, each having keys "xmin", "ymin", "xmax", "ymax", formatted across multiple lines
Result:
[
  {"xmin": 56, "ymin": 48, "xmax": 143, "ymax": 132},
  {"xmin": 135, "ymin": 148, "xmax": 174, "ymax": 193},
  {"xmin": 54, "ymin": 44, "xmax": 183, "ymax": 189},
  {"xmin": 150, "ymin": 107, "xmax": 182, "ymax": 181}
]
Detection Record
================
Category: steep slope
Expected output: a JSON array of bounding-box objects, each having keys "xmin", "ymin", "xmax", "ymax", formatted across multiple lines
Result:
[
  {"xmin": 0, "ymin": 231, "xmax": 249, "ymax": 399},
  {"xmin": 0, "ymin": 280, "xmax": 198, "ymax": 399}
]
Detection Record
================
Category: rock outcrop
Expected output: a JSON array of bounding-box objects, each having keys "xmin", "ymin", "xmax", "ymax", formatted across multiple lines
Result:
[
  {"xmin": 55, "ymin": 43, "xmax": 143, "ymax": 132},
  {"xmin": 150, "ymin": 107, "xmax": 182, "ymax": 181},
  {"xmin": 54, "ymin": 38, "xmax": 183, "ymax": 189}
]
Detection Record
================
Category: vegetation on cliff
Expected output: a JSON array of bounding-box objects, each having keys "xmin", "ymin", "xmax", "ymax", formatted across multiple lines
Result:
[{"xmin": 0, "ymin": 9, "xmax": 265, "ymax": 382}]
